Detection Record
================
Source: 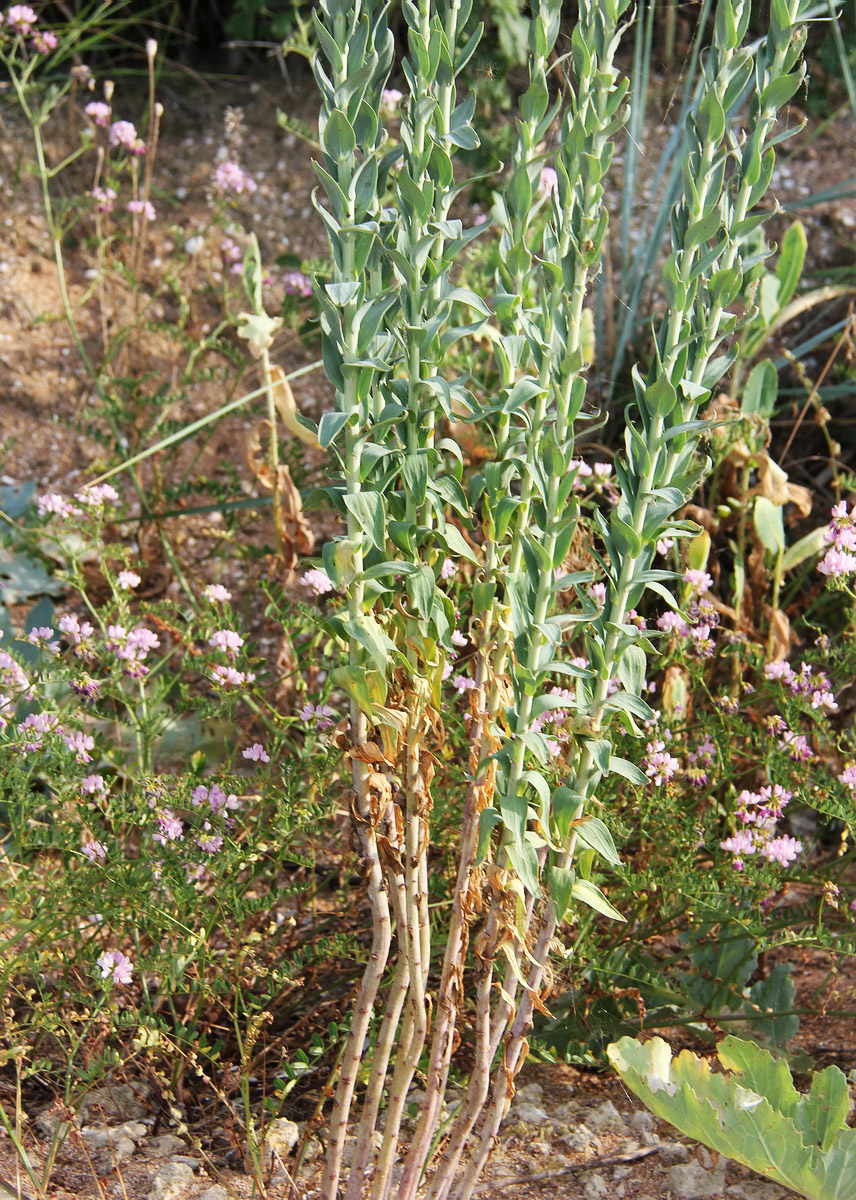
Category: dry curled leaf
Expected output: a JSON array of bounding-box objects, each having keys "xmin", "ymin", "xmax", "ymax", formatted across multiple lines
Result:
[
  {"xmin": 269, "ymin": 363, "xmax": 320, "ymax": 449},
  {"xmin": 246, "ymin": 421, "xmax": 314, "ymax": 569}
]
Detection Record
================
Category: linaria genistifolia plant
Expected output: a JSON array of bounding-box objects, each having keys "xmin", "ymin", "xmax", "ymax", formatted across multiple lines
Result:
[{"xmin": 305, "ymin": 0, "xmax": 811, "ymax": 1195}]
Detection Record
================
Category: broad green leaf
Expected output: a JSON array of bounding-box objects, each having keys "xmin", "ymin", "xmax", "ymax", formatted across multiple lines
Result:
[
  {"xmin": 781, "ymin": 525, "xmax": 825, "ymax": 572},
  {"xmin": 607, "ymin": 756, "xmax": 648, "ymax": 786},
  {"xmin": 793, "ymin": 1066, "xmax": 852, "ymax": 1153},
  {"xmin": 754, "ymin": 496, "xmax": 785, "ymax": 557},
  {"xmin": 743, "ymin": 360, "xmax": 777, "ymax": 419},
  {"xmin": 776, "ymin": 221, "xmax": 806, "ymax": 308},
  {"xmin": 644, "ymin": 375, "xmax": 678, "ymax": 418},
  {"xmin": 575, "ymin": 817, "xmax": 621, "ymax": 867},
  {"xmin": 344, "ymin": 492, "xmax": 386, "ymax": 551},
  {"xmin": 609, "ymin": 1035, "xmax": 856, "ymax": 1200},
  {"xmin": 548, "ymin": 865, "xmax": 575, "ymax": 924},
  {"xmin": 571, "ymin": 878, "xmax": 625, "ymax": 922},
  {"xmin": 331, "ymin": 665, "xmax": 387, "ymax": 716},
  {"xmin": 617, "ymin": 644, "xmax": 646, "ymax": 696}
]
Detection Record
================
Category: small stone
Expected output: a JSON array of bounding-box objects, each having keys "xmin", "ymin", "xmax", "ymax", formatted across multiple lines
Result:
[
  {"xmin": 551, "ymin": 1100, "xmax": 581, "ymax": 1122},
  {"xmin": 660, "ymin": 1142, "xmax": 692, "ymax": 1163},
  {"xmin": 509, "ymin": 1101, "xmax": 550, "ymax": 1125},
  {"xmin": 80, "ymin": 1083, "xmax": 150, "ymax": 1123},
  {"xmin": 109, "ymin": 1137, "xmax": 137, "ymax": 1163},
  {"xmin": 147, "ymin": 1162, "xmax": 196, "ymax": 1200},
  {"xmin": 627, "ymin": 1110, "xmax": 656, "ymax": 1136},
  {"xmin": 583, "ymin": 1172, "xmax": 609, "ymax": 1198},
  {"xmin": 667, "ymin": 1159, "xmax": 727, "ymax": 1198},
  {"xmin": 145, "ymin": 1135, "xmax": 186, "ymax": 1158},
  {"xmin": 197, "ymin": 1188, "xmax": 229, "ymax": 1200},
  {"xmin": 584, "ymin": 1100, "xmax": 627, "ymax": 1136},
  {"xmin": 84, "ymin": 1121, "xmax": 147, "ymax": 1145},
  {"xmin": 514, "ymin": 1082, "xmax": 544, "ymax": 1105},
  {"xmin": 726, "ymin": 1184, "xmax": 787, "ymax": 1200},
  {"xmin": 262, "ymin": 1117, "xmax": 299, "ymax": 1167},
  {"xmin": 301, "ymin": 1136, "xmax": 323, "ymax": 1163},
  {"xmin": 562, "ymin": 1123, "xmax": 598, "ymax": 1155}
]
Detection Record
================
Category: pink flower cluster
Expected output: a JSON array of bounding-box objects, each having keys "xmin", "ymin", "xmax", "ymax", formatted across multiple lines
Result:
[
  {"xmin": 302, "ymin": 568, "xmax": 334, "ymax": 596},
  {"xmin": 105, "ymin": 624, "xmax": 160, "ymax": 679},
  {"xmin": 3, "ymin": 5, "xmax": 57, "ymax": 49},
  {"xmin": 13, "ymin": 711, "xmax": 94, "ymax": 762},
  {"xmin": 203, "ymin": 584, "xmax": 232, "ymax": 603},
  {"xmin": 191, "ymin": 781, "xmax": 239, "ymax": 813},
  {"xmin": 37, "ymin": 483, "xmax": 119, "ymax": 519},
  {"xmin": 819, "ymin": 500, "xmax": 856, "ymax": 580},
  {"xmin": 298, "ymin": 701, "xmax": 336, "ymax": 730},
  {"xmin": 97, "ymin": 949, "xmax": 133, "ymax": 986},
  {"xmin": 720, "ymin": 783, "xmax": 801, "ymax": 870},
  {"xmin": 283, "ymin": 270, "xmax": 313, "ymax": 298},
  {"xmin": 91, "ymin": 185, "xmax": 116, "ymax": 213},
  {"xmin": 109, "ymin": 120, "xmax": 146, "ymax": 155},
  {"xmin": 380, "ymin": 88, "xmax": 403, "ymax": 118},
  {"xmin": 538, "ymin": 165, "xmax": 558, "ymax": 198},
  {"xmin": 763, "ymin": 659, "xmax": 837, "ymax": 712},
  {"xmin": 221, "ymin": 237, "xmax": 244, "ymax": 275},
  {"xmin": 85, "ymin": 101, "xmax": 111, "ymax": 127},
  {"xmin": 213, "ymin": 161, "xmax": 257, "ymax": 195},
  {"xmin": 58, "ymin": 613, "xmax": 95, "ymax": 647},
  {"xmin": 242, "ymin": 742, "xmax": 270, "ymax": 762},
  {"xmin": 644, "ymin": 738, "xmax": 680, "ymax": 785},
  {"xmin": 209, "ymin": 629, "xmax": 244, "ymax": 657},
  {"xmin": 127, "ymin": 198, "xmax": 156, "ymax": 221}
]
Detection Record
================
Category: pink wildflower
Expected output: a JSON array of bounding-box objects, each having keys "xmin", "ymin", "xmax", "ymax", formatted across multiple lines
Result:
[
  {"xmin": 109, "ymin": 120, "xmax": 146, "ymax": 154},
  {"xmin": 538, "ymin": 165, "xmax": 559, "ymax": 198},
  {"xmin": 82, "ymin": 839, "xmax": 107, "ymax": 862},
  {"xmin": 203, "ymin": 584, "xmax": 232, "ymax": 603},
  {"xmin": 81, "ymin": 774, "xmax": 108, "ymax": 796},
  {"xmin": 97, "ymin": 949, "xmax": 133, "ymax": 986},
  {"xmin": 91, "ymin": 185, "xmax": 117, "ymax": 213},
  {"xmin": 62, "ymin": 730, "xmax": 95, "ymax": 764},
  {"xmin": 31, "ymin": 29, "xmax": 57, "ymax": 52},
  {"xmin": 116, "ymin": 570, "xmax": 141, "ymax": 590},
  {"xmin": 37, "ymin": 492, "xmax": 78, "ymax": 518},
  {"xmin": 155, "ymin": 809, "xmax": 184, "ymax": 842},
  {"xmin": 209, "ymin": 629, "xmax": 244, "ymax": 656},
  {"xmin": 6, "ymin": 6, "xmax": 37, "ymax": 33},
  {"xmin": 644, "ymin": 739, "xmax": 680, "ymax": 786},
  {"xmin": 26, "ymin": 626, "xmax": 59, "ymax": 652},
  {"xmin": 761, "ymin": 835, "xmax": 802, "ymax": 868},
  {"xmin": 440, "ymin": 558, "xmax": 456, "ymax": 581},
  {"xmin": 242, "ymin": 742, "xmax": 270, "ymax": 763},
  {"xmin": 84, "ymin": 100, "xmax": 111, "ymax": 127},
  {"xmin": 283, "ymin": 270, "xmax": 313, "ymax": 297},
  {"xmin": 126, "ymin": 199, "xmax": 156, "ymax": 221},
  {"xmin": 720, "ymin": 830, "xmax": 756, "ymax": 857},
  {"xmin": 302, "ymin": 568, "xmax": 333, "ymax": 596},
  {"xmin": 683, "ymin": 569, "xmax": 713, "ymax": 594},
  {"xmin": 213, "ymin": 160, "xmax": 257, "ymax": 195},
  {"xmin": 380, "ymin": 88, "xmax": 403, "ymax": 118},
  {"xmin": 657, "ymin": 611, "xmax": 689, "ymax": 636},
  {"xmin": 211, "ymin": 665, "xmax": 255, "ymax": 687},
  {"xmin": 77, "ymin": 483, "xmax": 119, "ymax": 507}
]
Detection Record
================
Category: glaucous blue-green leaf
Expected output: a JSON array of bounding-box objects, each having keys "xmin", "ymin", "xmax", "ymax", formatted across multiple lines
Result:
[{"xmin": 608, "ymin": 1035, "xmax": 856, "ymax": 1200}]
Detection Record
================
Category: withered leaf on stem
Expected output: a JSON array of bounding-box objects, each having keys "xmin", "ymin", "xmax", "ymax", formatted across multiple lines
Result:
[{"xmin": 246, "ymin": 420, "xmax": 314, "ymax": 569}]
